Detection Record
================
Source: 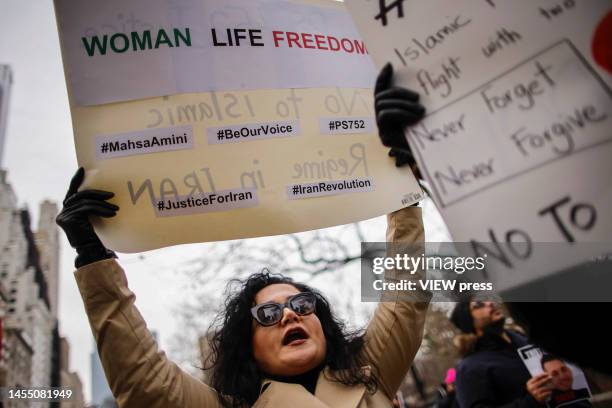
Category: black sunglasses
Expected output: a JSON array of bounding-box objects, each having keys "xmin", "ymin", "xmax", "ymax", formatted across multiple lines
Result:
[
  {"xmin": 470, "ymin": 300, "xmax": 486, "ymax": 310},
  {"xmin": 470, "ymin": 300, "xmax": 499, "ymax": 311},
  {"xmin": 251, "ymin": 292, "xmax": 317, "ymax": 327}
]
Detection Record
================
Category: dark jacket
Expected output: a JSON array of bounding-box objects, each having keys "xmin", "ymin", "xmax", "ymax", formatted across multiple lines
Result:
[
  {"xmin": 549, "ymin": 388, "xmax": 591, "ymax": 408},
  {"xmin": 433, "ymin": 385, "xmax": 458, "ymax": 408},
  {"xmin": 455, "ymin": 330, "xmax": 540, "ymax": 408}
]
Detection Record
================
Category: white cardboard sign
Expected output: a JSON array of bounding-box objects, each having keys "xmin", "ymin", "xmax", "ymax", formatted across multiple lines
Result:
[
  {"xmin": 55, "ymin": 0, "xmax": 377, "ymax": 106},
  {"xmin": 345, "ymin": 0, "xmax": 612, "ymax": 291},
  {"xmin": 54, "ymin": 0, "xmax": 423, "ymax": 252}
]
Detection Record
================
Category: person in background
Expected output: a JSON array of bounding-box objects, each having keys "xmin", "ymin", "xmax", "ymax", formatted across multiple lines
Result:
[{"xmin": 451, "ymin": 300, "xmax": 552, "ymax": 407}]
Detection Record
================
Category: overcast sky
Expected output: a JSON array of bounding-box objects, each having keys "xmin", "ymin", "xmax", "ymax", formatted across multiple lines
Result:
[
  {"xmin": 0, "ymin": 1, "xmax": 451, "ymax": 403},
  {"xmin": 0, "ymin": 1, "xmax": 212, "ymax": 401}
]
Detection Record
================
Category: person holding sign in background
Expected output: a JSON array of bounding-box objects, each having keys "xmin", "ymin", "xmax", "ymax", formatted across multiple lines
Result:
[{"xmin": 450, "ymin": 299, "xmax": 554, "ymax": 407}]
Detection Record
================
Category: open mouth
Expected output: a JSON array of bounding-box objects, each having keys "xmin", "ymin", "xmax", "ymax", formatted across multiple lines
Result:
[{"xmin": 282, "ymin": 327, "xmax": 309, "ymax": 346}]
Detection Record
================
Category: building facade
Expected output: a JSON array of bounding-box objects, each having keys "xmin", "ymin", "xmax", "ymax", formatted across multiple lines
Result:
[
  {"xmin": 59, "ymin": 337, "xmax": 85, "ymax": 408},
  {"xmin": 0, "ymin": 169, "xmax": 35, "ymax": 407},
  {"xmin": 2, "ymin": 327, "xmax": 33, "ymax": 408},
  {"xmin": 35, "ymin": 200, "xmax": 59, "ymax": 319},
  {"xmin": 0, "ymin": 65, "xmax": 12, "ymax": 167},
  {"xmin": 0, "ymin": 170, "xmax": 61, "ymax": 408}
]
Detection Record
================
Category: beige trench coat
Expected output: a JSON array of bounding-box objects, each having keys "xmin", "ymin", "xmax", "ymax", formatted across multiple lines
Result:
[{"xmin": 75, "ymin": 207, "xmax": 429, "ymax": 407}]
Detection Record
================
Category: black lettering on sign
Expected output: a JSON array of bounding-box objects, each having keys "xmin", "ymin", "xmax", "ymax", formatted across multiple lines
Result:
[
  {"xmin": 471, "ymin": 228, "xmax": 532, "ymax": 270},
  {"xmin": 539, "ymin": 0, "xmax": 576, "ymax": 21},
  {"xmin": 393, "ymin": 15, "xmax": 471, "ymax": 65},
  {"xmin": 482, "ymin": 28, "xmax": 522, "ymax": 58},
  {"xmin": 408, "ymin": 114, "xmax": 466, "ymax": 149},
  {"xmin": 538, "ymin": 195, "xmax": 597, "ymax": 242},
  {"xmin": 374, "ymin": 0, "xmax": 405, "ymax": 27},
  {"xmin": 433, "ymin": 158, "xmax": 495, "ymax": 195},
  {"xmin": 510, "ymin": 104, "xmax": 608, "ymax": 158},
  {"xmin": 416, "ymin": 57, "xmax": 462, "ymax": 98},
  {"xmin": 211, "ymin": 28, "xmax": 264, "ymax": 47},
  {"xmin": 480, "ymin": 61, "xmax": 555, "ymax": 114}
]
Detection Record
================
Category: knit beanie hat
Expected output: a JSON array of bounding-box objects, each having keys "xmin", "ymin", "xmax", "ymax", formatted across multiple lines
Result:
[{"xmin": 451, "ymin": 302, "xmax": 475, "ymax": 334}]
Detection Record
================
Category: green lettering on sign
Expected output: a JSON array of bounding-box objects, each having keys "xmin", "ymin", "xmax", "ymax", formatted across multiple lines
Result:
[{"xmin": 81, "ymin": 28, "xmax": 192, "ymax": 57}]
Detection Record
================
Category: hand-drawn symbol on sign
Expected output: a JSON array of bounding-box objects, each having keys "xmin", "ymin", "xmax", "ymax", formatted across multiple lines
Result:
[
  {"xmin": 592, "ymin": 10, "xmax": 612, "ymax": 74},
  {"xmin": 374, "ymin": 0, "xmax": 406, "ymax": 27}
]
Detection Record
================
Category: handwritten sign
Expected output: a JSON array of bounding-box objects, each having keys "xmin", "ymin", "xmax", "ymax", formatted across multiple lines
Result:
[
  {"xmin": 54, "ymin": 0, "xmax": 423, "ymax": 252},
  {"xmin": 344, "ymin": 0, "xmax": 612, "ymax": 292}
]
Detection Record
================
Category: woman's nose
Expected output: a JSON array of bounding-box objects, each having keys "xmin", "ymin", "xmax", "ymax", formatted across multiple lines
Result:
[{"xmin": 280, "ymin": 306, "xmax": 300, "ymax": 325}]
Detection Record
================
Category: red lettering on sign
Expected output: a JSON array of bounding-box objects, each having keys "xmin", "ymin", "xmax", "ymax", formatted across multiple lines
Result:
[
  {"xmin": 315, "ymin": 34, "xmax": 328, "ymax": 50},
  {"xmin": 328, "ymin": 35, "xmax": 340, "ymax": 52},
  {"xmin": 271, "ymin": 30, "xmax": 367, "ymax": 55},
  {"xmin": 272, "ymin": 31, "xmax": 284, "ymax": 47},
  {"xmin": 302, "ymin": 33, "xmax": 315, "ymax": 49},
  {"xmin": 286, "ymin": 32, "xmax": 302, "ymax": 48}
]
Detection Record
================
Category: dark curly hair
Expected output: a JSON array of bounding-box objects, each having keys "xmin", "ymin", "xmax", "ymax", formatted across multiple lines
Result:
[{"xmin": 203, "ymin": 271, "xmax": 377, "ymax": 407}]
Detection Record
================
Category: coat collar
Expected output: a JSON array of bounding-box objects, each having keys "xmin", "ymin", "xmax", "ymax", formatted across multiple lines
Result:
[
  {"xmin": 315, "ymin": 367, "xmax": 367, "ymax": 407},
  {"xmin": 255, "ymin": 367, "xmax": 368, "ymax": 408}
]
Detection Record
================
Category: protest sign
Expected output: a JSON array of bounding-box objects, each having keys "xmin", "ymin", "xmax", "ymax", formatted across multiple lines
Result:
[
  {"xmin": 54, "ymin": 0, "xmax": 423, "ymax": 252},
  {"xmin": 344, "ymin": 0, "xmax": 612, "ymax": 293},
  {"xmin": 55, "ymin": 0, "xmax": 378, "ymax": 106},
  {"xmin": 518, "ymin": 345, "xmax": 592, "ymax": 408}
]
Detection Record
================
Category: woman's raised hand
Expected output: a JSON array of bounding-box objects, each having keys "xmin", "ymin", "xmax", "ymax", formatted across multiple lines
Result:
[
  {"xmin": 374, "ymin": 63, "xmax": 426, "ymax": 175},
  {"xmin": 56, "ymin": 167, "xmax": 119, "ymax": 267}
]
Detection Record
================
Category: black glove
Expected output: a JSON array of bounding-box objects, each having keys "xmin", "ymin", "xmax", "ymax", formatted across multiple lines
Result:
[
  {"xmin": 388, "ymin": 149, "xmax": 415, "ymax": 168},
  {"xmin": 375, "ymin": 62, "xmax": 426, "ymax": 175},
  {"xmin": 56, "ymin": 167, "xmax": 119, "ymax": 268}
]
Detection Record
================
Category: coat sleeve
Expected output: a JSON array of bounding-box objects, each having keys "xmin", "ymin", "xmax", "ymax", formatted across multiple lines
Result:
[
  {"xmin": 455, "ymin": 361, "xmax": 541, "ymax": 408},
  {"xmin": 361, "ymin": 206, "xmax": 431, "ymax": 399},
  {"xmin": 75, "ymin": 258, "xmax": 222, "ymax": 408}
]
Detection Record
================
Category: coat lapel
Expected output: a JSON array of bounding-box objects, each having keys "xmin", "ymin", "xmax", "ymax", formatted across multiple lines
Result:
[
  {"xmin": 253, "ymin": 368, "xmax": 368, "ymax": 408},
  {"xmin": 253, "ymin": 380, "xmax": 331, "ymax": 408},
  {"xmin": 315, "ymin": 368, "xmax": 367, "ymax": 408}
]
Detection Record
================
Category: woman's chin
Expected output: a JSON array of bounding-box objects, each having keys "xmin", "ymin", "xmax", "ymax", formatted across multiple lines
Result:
[{"xmin": 280, "ymin": 344, "xmax": 321, "ymax": 372}]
